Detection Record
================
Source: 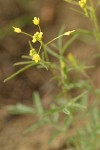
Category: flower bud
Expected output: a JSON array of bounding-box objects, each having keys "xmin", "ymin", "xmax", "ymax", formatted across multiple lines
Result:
[
  {"xmin": 12, "ymin": 26, "xmax": 22, "ymax": 33},
  {"xmin": 32, "ymin": 54, "xmax": 40, "ymax": 63},
  {"xmin": 32, "ymin": 17, "xmax": 40, "ymax": 25}
]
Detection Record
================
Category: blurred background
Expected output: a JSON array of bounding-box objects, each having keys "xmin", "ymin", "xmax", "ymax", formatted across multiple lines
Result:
[{"xmin": 0, "ymin": 0, "xmax": 100, "ymax": 149}]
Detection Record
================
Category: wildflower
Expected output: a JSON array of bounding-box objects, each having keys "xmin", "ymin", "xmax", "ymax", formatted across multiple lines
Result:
[
  {"xmin": 67, "ymin": 53, "xmax": 77, "ymax": 67},
  {"xmin": 61, "ymin": 61, "xmax": 66, "ymax": 70},
  {"xmin": 32, "ymin": 32, "xmax": 43, "ymax": 43},
  {"xmin": 79, "ymin": 0, "xmax": 87, "ymax": 8},
  {"xmin": 32, "ymin": 37, "xmax": 37, "ymax": 43},
  {"xmin": 64, "ymin": 30, "xmax": 75, "ymax": 35},
  {"xmin": 12, "ymin": 26, "xmax": 22, "ymax": 33},
  {"xmin": 32, "ymin": 17, "xmax": 40, "ymax": 25},
  {"xmin": 29, "ymin": 49, "xmax": 35, "ymax": 57},
  {"xmin": 32, "ymin": 54, "xmax": 40, "ymax": 63},
  {"xmin": 79, "ymin": 0, "xmax": 88, "ymax": 16}
]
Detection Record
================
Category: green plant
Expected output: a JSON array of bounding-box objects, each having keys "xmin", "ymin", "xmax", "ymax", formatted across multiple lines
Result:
[{"xmin": 4, "ymin": 0, "xmax": 100, "ymax": 149}]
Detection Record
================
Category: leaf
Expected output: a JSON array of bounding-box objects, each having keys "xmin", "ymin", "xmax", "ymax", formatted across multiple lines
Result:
[
  {"xmin": 63, "ymin": 107, "xmax": 70, "ymax": 115},
  {"xmin": 50, "ymin": 43, "xmax": 60, "ymax": 51},
  {"xmin": 21, "ymin": 55, "xmax": 32, "ymax": 59},
  {"xmin": 25, "ymin": 119, "xmax": 47, "ymax": 133},
  {"xmin": 13, "ymin": 61, "xmax": 34, "ymax": 66},
  {"xmin": 73, "ymin": 91, "xmax": 88, "ymax": 102},
  {"xmin": 95, "ymin": 89, "xmax": 100, "ymax": 96},
  {"xmin": 43, "ymin": 44, "xmax": 49, "ymax": 61},
  {"xmin": 64, "ymin": 0, "xmax": 78, "ymax": 6},
  {"xmin": 39, "ymin": 61, "xmax": 48, "ymax": 70},
  {"xmin": 48, "ymin": 130, "xmax": 60, "ymax": 144},
  {"xmin": 57, "ymin": 25, "xmax": 66, "ymax": 50},
  {"xmin": 43, "ymin": 106, "xmax": 63, "ymax": 117},
  {"xmin": 4, "ymin": 63, "xmax": 35, "ymax": 82},
  {"xmin": 77, "ymin": 29, "xmax": 93, "ymax": 35},
  {"xmin": 5, "ymin": 103, "xmax": 34, "ymax": 115},
  {"xmin": 71, "ymin": 8, "xmax": 84, "ymax": 15},
  {"xmin": 71, "ymin": 103, "xmax": 86, "ymax": 109},
  {"xmin": 33, "ymin": 92, "xmax": 44, "ymax": 114},
  {"xmin": 46, "ymin": 46, "xmax": 59, "ymax": 58},
  {"xmin": 62, "ymin": 33, "xmax": 78, "ymax": 54}
]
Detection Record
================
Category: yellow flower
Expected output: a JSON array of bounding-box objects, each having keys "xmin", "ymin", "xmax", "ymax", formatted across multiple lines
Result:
[
  {"xmin": 79, "ymin": 0, "xmax": 87, "ymax": 8},
  {"xmin": 79, "ymin": 0, "xmax": 88, "ymax": 16},
  {"xmin": 29, "ymin": 49, "xmax": 35, "ymax": 56},
  {"xmin": 64, "ymin": 30, "xmax": 75, "ymax": 35},
  {"xmin": 32, "ymin": 37, "xmax": 37, "ymax": 43},
  {"xmin": 67, "ymin": 53, "xmax": 77, "ymax": 67},
  {"xmin": 12, "ymin": 26, "xmax": 22, "ymax": 33},
  {"xmin": 32, "ymin": 54, "xmax": 40, "ymax": 63},
  {"xmin": 61, "ymin": 61, "xmax": 66, "ymax": 70},
  {"xmin": 32, "ymin": 17, "xmax": 40, "ymax": 25},
  {"xmin": 32, "ymin": 32, "xmax": 43, "ymax": 43}
]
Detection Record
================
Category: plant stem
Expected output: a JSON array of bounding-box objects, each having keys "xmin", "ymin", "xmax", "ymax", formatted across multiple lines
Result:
[
  {"xmin": 43, "ymin": 43, "xmax": 49, "ymax": 61},
  {"xmin": 45, "ymin": 34, "xmax": 65, "ymax": 46},
  {"xmin": 22, "ymin": 32, "xmax": 33, "ymax": 38},
  {"xmin": 89, "ymin": 0, "xmax": 100, "ymax": 43}
]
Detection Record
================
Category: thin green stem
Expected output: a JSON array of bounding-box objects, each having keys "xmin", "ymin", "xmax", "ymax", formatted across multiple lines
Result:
[
  {"xmin": 22, "ymin": 32, "xmax": 33, "ymax": 38},
  {"xmin": 38, "ymin": 42, "xmax": 42, "ymax": 54},
  {"xmin": 45, "ymin": 34, "xmax": 65, "ymax": 46},
  {"xmin": 89, "ymin": 0, "xmax": 100, "ymax": 43},
  {"xmin": 43, "ymin": 43, "xmax": 49, "ymax": 61},
  {"xmin": 38, "ymin": 25, "xmax": 41, "ymax": 32}
]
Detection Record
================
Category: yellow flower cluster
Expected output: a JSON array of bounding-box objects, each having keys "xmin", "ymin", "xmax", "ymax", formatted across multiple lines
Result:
[
  {"xmin": 79, "ymin": 0, "xmax": 88, "ymax": 16},
  {"xmin": 29, "ymin": 49, "xmax": 35, "ymax": 57},
  {"xmin": 12, "ymin": 17, "xmax": 43, "ymax": 63},
  {"xmin": 29, "ymin": 49, "xmax": 40, "ymax": 63},
  {"xmin": 12, "ymin": 17, "xmax": 76, "ymax": 64},
  {"xmin": 79, "ymin": 0, "xmax": 87, "ymax": 8},
  {"xmin": 32, "ymin": 32, "xmax": 43, "ymax": 43},
  {"xmin": 67, "ymin": 53, "xmax": 77, "ymax": 67},
  {"xmin": 32, "ymin": 54, "xmax": 40, "ymax": 63}
]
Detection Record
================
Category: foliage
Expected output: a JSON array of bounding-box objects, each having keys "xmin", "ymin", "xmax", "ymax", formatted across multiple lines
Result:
[{"xmin": 4, "ymin": 0, "xmax": 100, "ymax": 149}]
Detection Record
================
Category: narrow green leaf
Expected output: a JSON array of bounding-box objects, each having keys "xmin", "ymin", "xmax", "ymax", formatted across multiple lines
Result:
[
  {"xmin": 73, "ymin": 91, "xmax": 88, "ymax": 102},
  {"xmin": 64, "ymin": 0, "xmax": 78, "ymax": 5},
  {"xmin": 57, "ymin": 26, "xmax": 66, "ymax": 50},
  {"xmin": 48, "ymin": 130, "xmax": 60, "ymax": 144},
  {"xmin": 72, "ymin": 103, "xmax": 86, "ymax": 109},
  {"xmin": 71, "ymin": 8, "xmax": 84, "ymax": 15},
  {"xmin": 77, "ymin": 29, "xmax": 93, "ymax": 35},
  {"xmin": 39, "ymin": 61, "xmax": 48, "ymax": 70},
  {"xmin": 4, "ymin": 63, "xmax": 35, "ymax": 82},
  {"xmin": 62, "ymin": 33, "xmax": 78, "ymax": 54},
  {"xmin": 41, "ymin": 52, "xmax": 45, "ymax": 60},
  {"xmin": 13, "ymin": 61, "xmax": 34, "ymax": 66},
  {"xmin": 43, "ymin": 44, "xmax": 49, "ymax": 61},
  {"xmin": 50, "ymin": 43, "xmax": 60, "ymax": 51},
  {"xmin": 25, "ymin": 119, "xmax": 46, "ymax": 133},
  {"xmin": 46, "ymin": 46, "xmax": 59, "ymax": 58},
  {"xmin": 33, "ymin": 92, "xmax": 44, "ymax": 114},
  {"xmin": 43, "ymin": 106, "xmax": 63, "ymax": 117},
  {"xmin": 22, "ymin": 55, "xmax": 32, "ymax": 59},
  {"xmin": 5, "ymin": 103, "xmax": 34, "ymax": 115}
]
